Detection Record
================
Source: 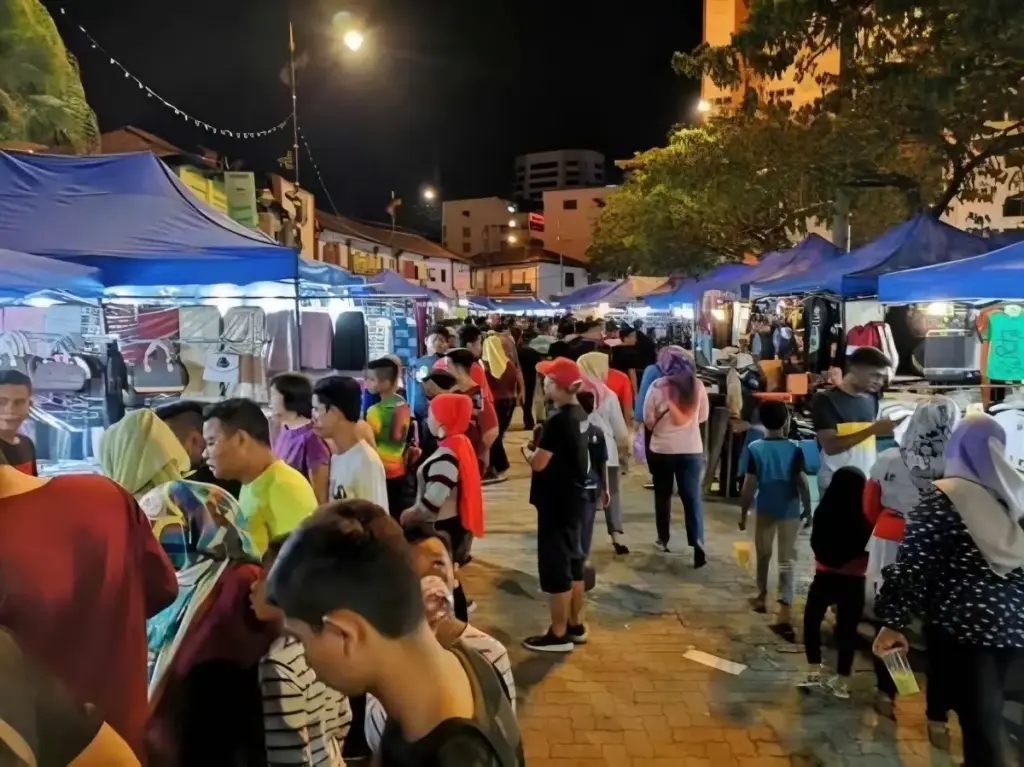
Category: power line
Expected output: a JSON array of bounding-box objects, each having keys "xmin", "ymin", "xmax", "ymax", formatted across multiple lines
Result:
[
  {"xmin": 297, "ymin": 126, "xmax": 340, "ymax": 216},
  {"xmin": 55, "ymin": 6, "xmax": 291, "ymax": 140}
]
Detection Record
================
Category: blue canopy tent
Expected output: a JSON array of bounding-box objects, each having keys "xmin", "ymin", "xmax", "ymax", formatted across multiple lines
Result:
[
  {"xmin": 740, "ymin": 234, "xmax": 841, "ymax": 298},
  {"xmin": 0, "ymin": 248, "xmax": 104, "ymax": 299},
  {"xmin": 645, "ymin": 263, "xmax": 754, "ymax": 309},
  {"xmin": 0, "ymin": 151, "xmax": 302, "ymax": 287},
  {"xmin": 878, "ymin": 240, "xmax": 1024, "ymax": 303},
  {"xmin": 750, "ymin": 214, "xmax": 989, "ymax": 299},
  {"xmin": 486, "ymin": 296, "xmax": 553, "ymax": 312},
  {"xmin": 351, "ymin": 269, "xmax": 438, "ymax": 299},
  {"xmin": 554, "ymin": 281, "xmax": 620, "ymax": 308}
]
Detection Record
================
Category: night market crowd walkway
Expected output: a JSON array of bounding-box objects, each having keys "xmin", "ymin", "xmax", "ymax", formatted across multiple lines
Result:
[{"xmin": 460, "ymin": 427, "xmax": 961, "ymax": 767}]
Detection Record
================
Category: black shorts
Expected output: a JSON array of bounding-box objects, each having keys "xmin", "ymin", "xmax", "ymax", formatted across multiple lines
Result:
[{"xmin": 536, "ymin": 504, "xmax": 585, "ymax": 594}]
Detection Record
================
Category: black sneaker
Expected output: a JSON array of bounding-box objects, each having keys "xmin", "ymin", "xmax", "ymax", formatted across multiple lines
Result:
[
  {"xmin": 567, "ymin": 623, "xmax": 589, "ymax": 645},
  {"xmin": 694, "ymin": 545, "xmax": 707, "ymax": 569},
  {"xmin": 522, "ymin": 629, "xmax": 574, "ymax": 653}
]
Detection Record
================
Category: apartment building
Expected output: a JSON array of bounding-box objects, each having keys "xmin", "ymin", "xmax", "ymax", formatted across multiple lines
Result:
[
  {"xmin": 469, "ymin": 247, "xmax": 589, "ymax": 300},
  {"xmin": 440, "ymin": 196, "xmax": 532, "ymax": 257},
  {"xmin": 541, "ymin": 187, "xmax": 612, "ymax": 263},
  {"xmin": 514, "ymin": 150, "xmax": 605, "ymax": 204}
]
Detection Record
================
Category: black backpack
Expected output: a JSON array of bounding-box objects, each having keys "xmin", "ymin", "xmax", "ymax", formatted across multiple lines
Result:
[{"xmin": 419, "ymin": 642, "xmax": 523, "ymax": 766}]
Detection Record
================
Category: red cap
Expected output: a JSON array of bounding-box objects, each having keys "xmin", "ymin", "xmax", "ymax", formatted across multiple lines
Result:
[{"xmin": 536, "ymin": 357, "xmax": 581, "ymax": 390}]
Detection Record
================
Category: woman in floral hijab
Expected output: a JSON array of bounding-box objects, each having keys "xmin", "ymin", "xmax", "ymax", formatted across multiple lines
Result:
[{"xmin": 864, "ymin": 396, "xmax": 960, "ymax": 592}]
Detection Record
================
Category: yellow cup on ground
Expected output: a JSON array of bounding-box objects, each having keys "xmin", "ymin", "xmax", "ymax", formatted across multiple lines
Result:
[{"xmin": 734, "ymin": 540, "xmax": 752, "ymax": 569}]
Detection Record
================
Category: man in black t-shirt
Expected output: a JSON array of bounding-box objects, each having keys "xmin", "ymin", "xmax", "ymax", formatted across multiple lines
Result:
[
  {"xmin": 522, "ymin": 357, "xmax": 590, "ymax": 653},
  {"xmin": 0, "ymin": 370, "xmax": 36, "ymax": 476},
  {"xmin": 267, "ymin": 500, "xmax": 524, "ymax": 767}
]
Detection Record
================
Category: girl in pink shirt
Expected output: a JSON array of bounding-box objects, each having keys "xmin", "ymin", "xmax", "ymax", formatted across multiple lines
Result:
[{"xmin": 643, "ymin": 347, "xmax": 710, "ymax": 565}]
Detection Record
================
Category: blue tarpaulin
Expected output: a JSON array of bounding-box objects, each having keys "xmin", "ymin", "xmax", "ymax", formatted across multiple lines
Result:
[
  {"xmin": 486, "ymin": 296, "xmax": 554, "ymax": 312},
  {"xmin": 352, "ymin": 269, "xmax": 437, "ymax": 298},
  {"xmin": 0, "ymin": 248, "xmax": 103, "ymax": 298},
  {"xmin": 741, "ymin": 234, "xmax": 840, "ymax": 298},
  {"xmin": 555, "ymin": 281, "xmax": 620, "ymax": 308},
  {"xmin": 645, "ymin": 263, "xmax": 754, "ymax": 309},
  {"xmin": 878, "ymin": 240, "xmax": 1024, "ymax": 302},
  {"xmin": 750, "ymin": 215, "xmax": 988, "ymax": 298},
  {"xmin": 0, "ymin": 151, "xmax": 301, "ymax": 287}
]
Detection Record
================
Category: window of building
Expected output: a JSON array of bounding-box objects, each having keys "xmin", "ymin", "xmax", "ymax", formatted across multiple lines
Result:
[
  {"xmin": 530, "ymin": 160, "xmax": 558, "ymax": 170},
  {"xmin": 462, "ymin": 226, "xmax": 470, "ymax": 237},
  {"xmin": 563, "ymin": 199, "xmax": 578, "ymax": 210},
  {"xmin": 565, "ymin": 272, "xmax": 575, "ymax": 288},
  {"xmin": 441, "ymin": 269, "xmax": 447, "ymax": 282},
  {"xmin": 1004, "ymin": 195, "xmax": 1024, "ymax": 218},
  {"xmin": 462, "ymin": 242, "xmax": 471, "ymax": 253},
  {"xmin": 461, "ymin": 210, "xmax": 470, "ymax": 217},
  {"xmin": 593, "ymin": 197, "xmax": 606, "ymax": 208}
]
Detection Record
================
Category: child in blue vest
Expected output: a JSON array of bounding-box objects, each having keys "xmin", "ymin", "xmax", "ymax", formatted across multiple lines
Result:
[{"xmin": 739, "ymin": 401, "xmax": 812, "ymax": 638}]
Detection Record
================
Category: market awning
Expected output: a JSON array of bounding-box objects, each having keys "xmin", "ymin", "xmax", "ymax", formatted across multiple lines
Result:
[
  {"xmin": 645, "ymin": 263, "xmax": 754, "ymax": 309},
  {"xmin": 878, "ymin": 239, "xmax": 1024, "ymax": 303},
  {"xmin": 554, "ymin": 281, "xmax": 620, "ymax": 308},
  {"xmin": 0, "ymin": 150, "xmax": 299, "ymax": 287},
  {"xmin": 0, "ymin": 248, "xmax": 103, "ymax": 298},
  {"xmin": 486, "ymin": 296, "xmax": 553, "ymax": 312},
  {"xmin": 750, "ymin": 215, "xmax": 988, "ymax": 299},
  {"xmin": 740, "ymin": 234, "xmax": 840, "ymax": 298},
  {"xmin": 352, "ymin": 269, "xmax": 437, "ymax": 298}
]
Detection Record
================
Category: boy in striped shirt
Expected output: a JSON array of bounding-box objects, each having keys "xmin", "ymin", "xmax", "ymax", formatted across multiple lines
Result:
[{"xmin": 251, "ymin": 536, "xmax": 352, "ymax": 765}]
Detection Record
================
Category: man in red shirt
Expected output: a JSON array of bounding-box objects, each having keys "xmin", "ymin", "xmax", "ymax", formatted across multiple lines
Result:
[
  {"xmin": 0, "ymin": 370, "xmax": 37, "ymax": 475},
  {"xmin": 0, "ymin": 453, "xmax": 178, "ymax": 759}
]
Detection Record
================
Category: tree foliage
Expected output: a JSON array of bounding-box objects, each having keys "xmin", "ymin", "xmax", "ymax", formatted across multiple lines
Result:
[
  {"xmin": 591, "ymin": 0, "xmax": 1024, "ymax": 273},
  {"xmin": 0, "ymin": 0, "xmax": 99, "ymax": 152}
]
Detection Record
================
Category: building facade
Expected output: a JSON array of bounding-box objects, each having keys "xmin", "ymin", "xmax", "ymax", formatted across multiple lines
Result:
[
  {"xmin": 514, "ymin": 150, "xmax": 605, "ymax": 204},
  {"xmin": 317, "ymin": 211, "xmax": 471, "ymax": 297},
  {"xmin": 469, "ymin": 247, "xmax": 588, "ymax": 300},
  {"xmin": 541, "ymin": 187, "xmax": 611, "ymax": 262},
  {"xmin": 441, "ymin": 196, "xmax": 531, "ymax": 257}
]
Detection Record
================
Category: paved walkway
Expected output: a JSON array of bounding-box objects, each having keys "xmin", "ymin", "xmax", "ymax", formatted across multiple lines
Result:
[{"xmin": 459, "ymin": 429, "xmax": 961, "ymax": 766}]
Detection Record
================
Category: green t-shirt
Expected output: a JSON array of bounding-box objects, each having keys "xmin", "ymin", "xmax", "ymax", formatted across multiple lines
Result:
[
  {"xmin": 239, "ymin": 460, "xmax": 318, "ymax": 555},
  {"xmin": 985, "ymin": 310, "xmax": 1024, "ymax": 382}
]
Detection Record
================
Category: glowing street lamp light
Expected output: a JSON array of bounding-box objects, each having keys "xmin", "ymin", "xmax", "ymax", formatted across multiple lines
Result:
[
  {"xmin": 506, "ymin": 204, "xmax": 516, "ymax": 214},
  {"xmin": 508, "ymin": 219, "xmax": 517, "ymax": 227},
  {"xmin": 421, "ymin": 186, "xmax": 437, "ymax": 202},
  {"xmin": 697, "ymin": 99, "xmax": 711, "ymax": 114},
  {"xmin": 508, "ymin": 234, "xmax": 518, "ymax": 244},
  {"xmin": 343, "ymin": 29, "xmax": 365, "ymax": 52}
]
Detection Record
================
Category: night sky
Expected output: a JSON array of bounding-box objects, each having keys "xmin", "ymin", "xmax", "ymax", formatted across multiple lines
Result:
[{"xmin": 49, "ymin": 0, "xmax": 702, "ymax": 223}]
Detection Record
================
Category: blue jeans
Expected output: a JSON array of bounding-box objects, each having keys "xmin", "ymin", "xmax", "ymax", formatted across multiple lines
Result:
[{"xmin": 648, "ymin": 452, "xmax": 704, "ymax": 547}]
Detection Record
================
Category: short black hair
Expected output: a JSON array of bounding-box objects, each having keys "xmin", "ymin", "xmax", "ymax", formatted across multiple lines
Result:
[
  {"xmin": 619, "ymin": 325, "xmax": 637, "ymax": 340},
  {"xmin": 366, "ymin": 357, "xmax": 398, "ymax": 384},
  {"xmin": 428, "ymin": 324, "xmax": 451, "ymax": 340},
  {"xmin": 557, "ymin": 320, "xmax": 575, "ymax": 338},
  {"xmin": 580, "ymin": 319, "xmax": 601, "ymax": 334},
  {"xmin": 203, "ymin": 398, "xmax": 271, "ymax": 446},
  {"xmin": 402, "ymin": 522, "xmax": 453, "ymax": 559},
  {"xmin": 458, "ymin": 324, "xmax": 482, "ymax": 348},
  {"xmin": 758, "ymin": 401, "xmax": 790, "ymax": 431},
  {"xmin": 0, "ymin": 370, "xmax": 31, "ymax": 391},
  {"xmin": 574, "ymin": 320, "xmax": 588, "ymax": 334},
  {"xmin": 266, "ymin": 500, "xmax": 422, "ymax": 637},
  {"xmin": 424, "ymin": 370, "xmax": 457, "ymax": 391},
  {"xmin": 312, "ymin": 375, "xmax": 362, "ymax": 423},
  {"xmin": 446, "ymin": 348, "xmax": 477, "ymax": 373},
  {"xmin": 270, "ymin": 373, "xmax": 314, "ymax": 418},
  {"xmin": 848, "ymin": 346, "xmax": 891, "ymax": 370},
  {"xmin": 577, "ymin": 390, "xmax": 596, "ymax": 415}
]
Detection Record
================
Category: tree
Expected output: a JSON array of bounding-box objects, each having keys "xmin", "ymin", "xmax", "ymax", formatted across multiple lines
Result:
[
  {"xmin": 682, "ymin": 0, "xmax": 1024, "ymax": 225},
  {"xmin": 591, "ymin": 0, "xmax": 1024, "ymax": 273},
  {"xmin": 0, "ymin": 0, "xmax": 99, "ymax": 152}
]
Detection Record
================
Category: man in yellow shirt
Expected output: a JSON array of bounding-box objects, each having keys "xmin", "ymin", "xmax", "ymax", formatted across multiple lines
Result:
[{"xmin": 203, "ymin": 398, "xmax": 318, "ymax": 554}]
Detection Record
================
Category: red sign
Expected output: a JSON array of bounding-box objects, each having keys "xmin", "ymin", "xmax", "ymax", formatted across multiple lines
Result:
[{"xmin": 528, "ymin": 212, "xmax": 545, "ymax": 232}]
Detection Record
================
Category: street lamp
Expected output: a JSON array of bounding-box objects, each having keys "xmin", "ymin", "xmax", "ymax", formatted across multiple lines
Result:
[
  {"xmin": 508, "ymin": 219, "xmax": 517, "ymax": 228},
  {"xmin": 508, "ymin": 234, "xmax": 518, "ymax": 244},
  {"xmin": 421, "ymin": 186, "xmax": 437, "ymax": 202},
  {"xmin": 343, "ymin": 29, "xmax": 365, "ymax": 52},
  {"xmin": 697, "ymin": 99, "xmax": 711, "ymax": 114}
]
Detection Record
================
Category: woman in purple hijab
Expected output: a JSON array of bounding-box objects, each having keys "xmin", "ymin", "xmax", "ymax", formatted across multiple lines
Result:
[{"xmin": 873, "ymin": 414, "xmax": 1024, "ymax": 763}]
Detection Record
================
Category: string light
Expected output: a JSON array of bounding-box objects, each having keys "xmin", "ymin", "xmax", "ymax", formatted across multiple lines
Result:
[
  {"xmin": 56, "ymin": 6, "xmax": 291, "ymax": 140},
  {"xmin": 297, "ymin": 126, "xmax": 340, "ymax": 216}
]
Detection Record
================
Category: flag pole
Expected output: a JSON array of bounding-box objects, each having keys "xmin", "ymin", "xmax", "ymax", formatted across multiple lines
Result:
[{"xmin": 289, "ymin": 20, "xmax": 300, "ymax": 188}]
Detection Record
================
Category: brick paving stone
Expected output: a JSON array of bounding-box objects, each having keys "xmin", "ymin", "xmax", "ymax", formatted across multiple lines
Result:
[{"xmin": 460, "ymin": 428, "xmax": 962, "ymax": 766}]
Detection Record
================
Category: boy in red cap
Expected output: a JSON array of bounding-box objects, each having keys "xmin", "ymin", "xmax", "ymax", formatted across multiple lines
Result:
[{"xmin": 521, "ymin": 357, "xmax": 591, "ymax": 652}]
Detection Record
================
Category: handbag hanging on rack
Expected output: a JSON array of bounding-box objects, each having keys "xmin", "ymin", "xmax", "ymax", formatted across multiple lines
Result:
[
  {"xmin": 134, "ymin": 340, "xmax": 189, "ymax": 394},
  {"xmin": 30, "ymin": 355, "xmax": 88, "ymax": 393}
]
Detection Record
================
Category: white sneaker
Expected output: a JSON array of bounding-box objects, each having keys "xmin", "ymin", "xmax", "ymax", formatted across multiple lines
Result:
[
  {"xmin": 825, "ymin": 676, "xmax": 851, "ymax": 700},
  {"xmin": 796, "ymin": 665, "xmax": 828, "ymax": 690},
  {"xmin": 654, "ymin": 540, "xmax": 670, "ymax": 553}
]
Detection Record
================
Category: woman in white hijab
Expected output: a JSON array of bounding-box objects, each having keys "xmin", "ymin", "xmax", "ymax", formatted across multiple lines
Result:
[
  {"xmin": 864, "ymin": 396, "xmax": 960, "ymax": 595},
  {"xmin": 873, "ymin": 414, "xmax": 1024, "ymax": 766}
]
